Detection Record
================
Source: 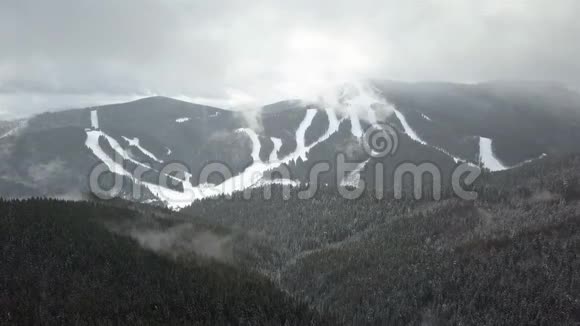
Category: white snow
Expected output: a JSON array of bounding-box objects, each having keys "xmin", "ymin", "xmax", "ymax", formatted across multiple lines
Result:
[
  {"xmin": 146, "ymin": 109, "xmax": 328, "ymax": 209},
  {"xmin": 75, "ymin": 85, "xmax": 540, "ymax": 209},
  {"xmin": 344, "ymin": 85, "xmax": 380, "ymax": 126},
  {"xmin": 478, "ymin": 137, "xmax": 543, "ymax": 172},
  {"xmin": 325, "ymin": 107, "xmax": 341, "ymax": 135},
  {"xmin": 122, "ymin": 136, "xmax": 164, "ymax": 163},
  {"xmin": 86, "ymin": 110, "xmax": 153, "ymax": 171},
  {"xmin": 99, "ymin": 132, "xmax": 152, "ymax": 170},
  {"xmin": 84, "ymin": 93, "xmax": 382, "ymax": 210},
  {"xmin": 394, "ymin": 108, "xmax": 472, "ymax": 165},
  {"xmin": 86, "ymin": 84, "xmax": 488, "ymax": 210},
  {"xmin": 237, "ymin": 128, "xmax": 262, "ymax": 163},
  {"xmin": 421, "ymin": 113, "xmax": 432, "ymax": 121},
  {"xmin": 163, "ymin": 107, "xmax": 336, "ymax": 208},
  {"xmin": 346, "ymin": 105, "xmax": 363, "ymax": 138},
  {"xmin": 270, "ymin": 137, "xmax": 282, "ymax": 162},
  {"xmin": 432, "ymin": 144, "xmax": 466, "ymax": 164},
  {"xmin": 294, "ymin": 109, "xmax": 318, "ymax": 160},
  {"xmin": 165, "ymin": 147, "xmax": 172, "ymax": 156},
  {"xmin": 393, "ymin": 108, "xmax": 427, "ymax": 145},
  {"xmin": 366, "ymin": 107, "xmax": 378, "ymax": 126},
  {"xmin": 85, "ymin": 129, "xmax": 200, "ymax": 209},
  {"xmin": 86, "ymin": 125, "xmax": 277, "ymax": 209},
  {"xmin": 85, "ymin": 130, "xmax": 132, "ymax": 177},
  {"xmin": 86, "ymin": 131, "xmax": 168, "ymax": 201},
  {"xmin": 90, "ymin": 110, "xmax": 99, "ymax": 129},
  {"xmin": 479, "ymin": 137, "xmax": 508, "ymax": 171},
  {"xmin": 511, "ymin": 153, "xmax": 548, "ymax": 169},
  {"xmin": 303, "ymin": 107, "xmax": 344, "ymax": 152}
]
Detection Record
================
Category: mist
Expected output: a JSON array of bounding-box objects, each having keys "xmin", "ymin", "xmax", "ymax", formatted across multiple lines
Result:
[
  {"xmin": 2, "ymin": 1, "xmax": 580, "ymax": 117},
  {"xmin": 126, "ymin": 224, "xmax": 234, "ymax": 262}
]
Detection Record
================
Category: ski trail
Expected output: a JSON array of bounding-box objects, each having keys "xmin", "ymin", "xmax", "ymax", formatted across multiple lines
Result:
[
  {"xmin": 393, "ymin": 108, "xmax": 470, "ymax": 164},
  {"xmin": 86, "ymin": 131, "xmax": 132, "ymax": 177},
  {"xmin": 90, "ymin": 131, "xmax": 152, "ymax": 170},
  {"xmin": 303, "ymin": 107, "xmax": 342, "ymax": 150},
  {"xmin": 85, "ymin": 110, "xmax": 207, "ymax": 208},
  {"xmin": 366, "ymin": 107, "xmax": 378, "ymax": 125},
  {"xmin": 122, "ymin": 136, "xmax": 163, "ymax": 163},
  {"xmin": 270, "ymin": 137, "xmax": 282, "ymax": 162},
  {"xmin": 346, "ymin": 105, "xmax": 363, "ymax": 137},
  {"xmin": 177, "ymin": 108, "xmax": 328, "ymax": 206},
  {"xmin": 393, "ymin": 108, "xmax": 426, "ymax": 145},
  {"xmin": 511, "ymin": 153, "xmax": 548, "ymax": 169},
  {"xmin": 85, "ymin": 106, "xmax": 344, "ymax": 210},
  {"xmin": 479, "ymin": 137, "xmax": 508, "ymax": 171},
  {"xmin": 237, "ymin": 128, "xmax": 262, "ymax": 163},
  {"xmin": 85, "ymin": 129, "xmax": 205, "ymax": 208},
  {"xmin": 325, "ymin": 107, "xmax": 341, "ymax": 135},
  {"xmin": 345, "ymin": 84, "xmax": 380, "ymax": 126},
  {"xmin": 294, "ymin": 109, "xmax": 318, "ymax": 160},
  {"xmin": 91, "ymin": 110, "xmax": 99, "ymax": 129},
  {"xmin": 290, "ymin": 107, "xmax": 342, "ymax": 156}
]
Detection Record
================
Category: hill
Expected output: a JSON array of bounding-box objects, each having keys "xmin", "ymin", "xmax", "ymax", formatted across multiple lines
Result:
[{"xmin": 0, "ymin": 198, "xmax": 332, "ymax": 325}]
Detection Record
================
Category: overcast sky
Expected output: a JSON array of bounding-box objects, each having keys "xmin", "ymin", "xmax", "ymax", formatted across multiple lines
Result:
[{"xmin": 1, "ymin": 0, "xmax": 580, "ymax": 119}]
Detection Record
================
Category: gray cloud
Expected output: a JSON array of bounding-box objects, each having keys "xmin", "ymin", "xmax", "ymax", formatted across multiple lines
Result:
[{"xmin": 1, "ymin": 0, "xmax": 580, "ymax": 117}]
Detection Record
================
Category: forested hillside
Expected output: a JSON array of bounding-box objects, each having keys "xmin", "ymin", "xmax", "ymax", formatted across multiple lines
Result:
[
  {"xmin": 2, "ymin": 155, "xmax": 580, "ymax": 324},
  {"xmin": 0, "ymin": 199, "xmax": 332, "ymax": 325},
  {"xmin": 181, "ymin": 154, "xmax": 580, "ymax": 324}
]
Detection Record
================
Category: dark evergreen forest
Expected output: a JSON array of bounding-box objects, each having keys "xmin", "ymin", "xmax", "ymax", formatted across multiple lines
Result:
[{"xmin": 2, "ymin": 154, "xmax": 580, "ymax": 325}]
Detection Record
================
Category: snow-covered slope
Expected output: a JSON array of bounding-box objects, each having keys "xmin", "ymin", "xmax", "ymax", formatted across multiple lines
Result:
[
  {"xmin": 479, "ymin": 137, "xmax": 508, "ymax": 171},
  {"xmin": 3, "ymin": 81, "xmax": 574, "ymax": 207},
  {"xmin": 122, "ymin": 136, "xmax": 164, "ymax": 163},
  {"xmin": 77, "ymin": 87, "xmax": 558, "ymax": 208},
  {"xmin": 393, "ymin": 109, "xmax": 426, "ymax": 145}
]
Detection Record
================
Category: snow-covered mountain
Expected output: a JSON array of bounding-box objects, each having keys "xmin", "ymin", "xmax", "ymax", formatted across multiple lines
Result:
[{"xmin": 1, "ymin": 81, "xmax": 579, "ymax": 208}]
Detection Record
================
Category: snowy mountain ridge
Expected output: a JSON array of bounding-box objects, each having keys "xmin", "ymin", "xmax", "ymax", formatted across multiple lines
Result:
[{"xmin": 1, "ymin": 80, "xmax": 578, "ymax": 208}]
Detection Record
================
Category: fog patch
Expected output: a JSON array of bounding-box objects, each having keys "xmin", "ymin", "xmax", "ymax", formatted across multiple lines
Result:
[
  {"xmin": 208, "ymin": 130, "xmax": 235, "ymax": 142},
  {"xmin": 239, "ymin": 108, "xmax": 264, "ymax": 133},
  {"xmin": 301, "ymin": 81, "xmax": 394, "ymax": 125},
  {"xmin": 27, "ymin": 158, "xmax": 69, "ymax": 187},
  {"xmin": 128, "ymin": 224, "xmax": 233, "ymax": 262},
  {"xmin": 530, "ymin": 190, "xmax": 560, "ymax": 203}
]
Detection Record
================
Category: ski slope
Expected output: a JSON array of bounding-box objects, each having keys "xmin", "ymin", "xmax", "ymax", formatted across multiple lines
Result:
[
  {"xmin": 122, "ymin": 136, "xmax": 163, "ymax": 163},
  {"xmin": 479, "ymin": 137, "xmax": 508, "ymax": 171},
  {"xmin": 85, "ymin": 105, "xmax": 347, "ymax": 209},
  {"xmin": 270, "ymin": 137, "xmax": 282, "ymax": 161},
  {"xmin": 90, "ymin": 110, "xmax": 99, "ymax": 129},
  {"xmin": 393, "ymin": 109, "xmax": 427, "ymax": 145}
]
